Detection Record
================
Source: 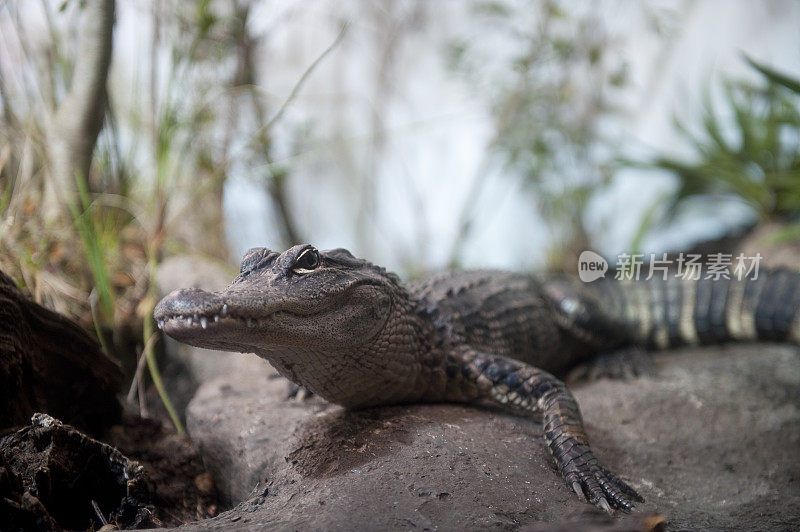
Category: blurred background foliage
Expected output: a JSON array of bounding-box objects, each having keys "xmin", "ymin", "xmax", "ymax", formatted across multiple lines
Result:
[
  {"xmin": 0, "ymin": 0, "xmax": 270, "ymax": 429},
  {"xmin": 638, "ymin": 58, "xmax": 800, "ymax": 240},
  {"xmin": 446, "ymin": 1, "xmax": 629, "ymax": 270},
  {"xmin": 1, "ymin": 0, "xmax": 240, "ymax": 326},
  {"xmin": 0, "ymin": 0, "xmax": 798, "ymax": 427}
]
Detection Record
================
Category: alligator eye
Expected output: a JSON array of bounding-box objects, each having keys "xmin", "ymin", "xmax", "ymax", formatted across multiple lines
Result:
[{"xmin": 292, "ymin": 247, "xmax": 321, "ymax": 274}]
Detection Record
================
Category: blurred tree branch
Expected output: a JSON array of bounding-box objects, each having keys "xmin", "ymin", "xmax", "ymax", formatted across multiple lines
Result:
[
  {"xmin": 235, "ymin": 2, "xmax": 300, "ymax": 247},
  {"xmin": 238, "ymin": 8, "xmax": 348, "ymax": 248},
  {"xmin": 445, "ymin": 1, "xmax": 626, "ymax": 270},
  {"xmin": 44, "ymin": 0, "xmax": 115, "ymax": 220}
]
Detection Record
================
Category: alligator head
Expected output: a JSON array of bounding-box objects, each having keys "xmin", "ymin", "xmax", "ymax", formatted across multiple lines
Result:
[{"xmin": 154, "ymin": 244, "xmax": 424, "ymax": 406}]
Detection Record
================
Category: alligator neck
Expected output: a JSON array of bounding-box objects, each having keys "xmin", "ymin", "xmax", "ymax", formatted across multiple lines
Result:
[{"xmin": 255, "ymin": 290, "xmax": 444, "ymax": 408}]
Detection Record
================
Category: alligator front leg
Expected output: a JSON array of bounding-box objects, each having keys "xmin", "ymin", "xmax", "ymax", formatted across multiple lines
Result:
[{"xmin": 454, "ymin": 347, "xmax": 644, "ymax": 513}]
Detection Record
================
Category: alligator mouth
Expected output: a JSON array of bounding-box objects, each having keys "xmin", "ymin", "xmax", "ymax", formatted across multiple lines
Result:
[
  {"xmin": 155, "ymin": 280, "xmax": 384, "ymax": 336},
  {"xmin": 158, "ymin": 304, "xmax": 230, "ymax": 331},
  {"xmin": 156, "ymin": 306, "xmax": 301, "ymax": 333}
]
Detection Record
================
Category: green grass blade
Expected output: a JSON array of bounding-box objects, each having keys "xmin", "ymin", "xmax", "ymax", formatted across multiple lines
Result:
[
  {"xmin": 142, "ymin": 297, "xmax": 184, "ymax": 434},
  {"xmin": 68, "ymin": 171, "xmax": 116, "ymax": 325}
]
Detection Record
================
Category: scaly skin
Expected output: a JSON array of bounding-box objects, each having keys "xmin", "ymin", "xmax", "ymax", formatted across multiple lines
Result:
[{"xmin": 154, "ymin": 244, "xmax": 800, "ymax": 513}]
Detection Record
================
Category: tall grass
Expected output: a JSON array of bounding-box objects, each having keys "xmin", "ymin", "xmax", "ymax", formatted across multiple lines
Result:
[
  {"xmin": 0, "ymin": 1, "xmax": 261, "ymax": 433},
  {"xmin": 68, "ymin": 170, "xmax": 116, "ymax": 325}
]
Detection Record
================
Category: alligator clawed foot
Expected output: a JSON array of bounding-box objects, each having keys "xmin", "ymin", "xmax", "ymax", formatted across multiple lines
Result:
[{"xmin": 556, "ymin": 438, "xmax": 644, "ymax": 513}]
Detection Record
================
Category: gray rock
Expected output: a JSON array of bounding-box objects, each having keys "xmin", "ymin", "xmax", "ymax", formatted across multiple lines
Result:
[{"xmin": 175, "ymin": 344, "xmax": 800, "ymax": 530}]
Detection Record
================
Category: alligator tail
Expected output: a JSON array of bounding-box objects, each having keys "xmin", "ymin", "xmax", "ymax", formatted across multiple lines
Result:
[{"xmin": 602, "ymin": 270, "xmax": 800, "ymax": 350}]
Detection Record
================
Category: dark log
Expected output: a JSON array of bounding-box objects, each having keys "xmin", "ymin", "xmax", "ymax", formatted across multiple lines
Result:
[
  {"xmin": 0, "ymin": 268, "xmax": 122, "ymax": 434},
  {"xmin": 0, "ymin": 414, "xmax": 152, "ymax": 530}
]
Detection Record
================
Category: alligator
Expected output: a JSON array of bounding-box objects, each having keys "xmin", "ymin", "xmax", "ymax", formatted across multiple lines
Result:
[{"xmin": 154, "ymin": 244, "xmax": 800, "ymax": 513}]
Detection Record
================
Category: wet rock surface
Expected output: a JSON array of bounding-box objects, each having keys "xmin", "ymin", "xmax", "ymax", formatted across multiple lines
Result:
[{"xmin": 171, "ymin": 344, "xmax": 799, "ymax": 531}]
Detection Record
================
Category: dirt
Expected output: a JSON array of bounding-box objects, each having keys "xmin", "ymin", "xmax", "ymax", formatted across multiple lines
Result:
[
  {"xmin": 104, "ymin": 411, "xmax": 220, "ymax": 527},
  {"xmin": 0, "ymin": 411, "xmax": 220, "ymax": 531}
]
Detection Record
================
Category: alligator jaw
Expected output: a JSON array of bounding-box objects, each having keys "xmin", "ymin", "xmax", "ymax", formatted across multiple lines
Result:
[
  {"xmin": 153, "ymin": 281, "xmax": 391, "ymax": 354},
  {"xmin": 153, "ymin": 288, "xmax": 290, "ymax": 347},
  {"xmin": 156, "ymin": 305, "xmax": 296, "ymax": 339},
  {"xmin": 157, "ymin": 305, "xmax": 229, "ymax": 333},
  {"xmin": 154, "ymin": 288, "xmax": 225, "ymax": 337},
  {"xmin": 156, "ymin": 297, "xmax": 230, "ymax": 331}
]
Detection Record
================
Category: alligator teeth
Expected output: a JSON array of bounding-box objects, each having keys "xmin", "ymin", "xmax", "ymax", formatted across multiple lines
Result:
[
  {"xmin": 186, "ymin": 317, "xmax": 192, "ymax": 326},
  {"xmin": 213, "ymin": 315, "xmax": 219, "ymax": 323},
  {"xmin": 221, "ymin": 304, "xmax": 228, "ymax": 317},
  {"xmin": 200, "ymin": 317, "xmax": 208, "ymax": 329},
  {"xmin": 157, "ymin": 319, "xmax": 164, "ymax": 330}
]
